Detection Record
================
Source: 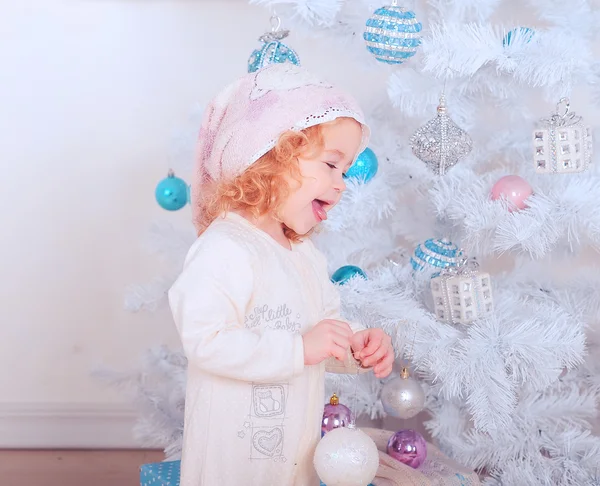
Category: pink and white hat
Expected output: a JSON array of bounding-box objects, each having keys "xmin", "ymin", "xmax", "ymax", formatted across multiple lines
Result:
[{"xmin": 192, "ymin": 64, "xmax": 370, "ymax": 225}]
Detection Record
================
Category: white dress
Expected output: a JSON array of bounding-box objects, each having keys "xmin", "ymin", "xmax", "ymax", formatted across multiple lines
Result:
[{"xmin": 169, "ymin": 212, "xmax": 362, "ymax": 486}]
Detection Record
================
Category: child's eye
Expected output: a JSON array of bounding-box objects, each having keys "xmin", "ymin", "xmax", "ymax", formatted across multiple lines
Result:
[{"xmin": 325, "ymin": 162, "xmax": 338, "ymax": 170}]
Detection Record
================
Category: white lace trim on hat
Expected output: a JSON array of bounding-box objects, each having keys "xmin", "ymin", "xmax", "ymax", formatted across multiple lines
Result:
[{"xmin": 248, "ymin": 107, "xmax": 367, "ymax": 166}]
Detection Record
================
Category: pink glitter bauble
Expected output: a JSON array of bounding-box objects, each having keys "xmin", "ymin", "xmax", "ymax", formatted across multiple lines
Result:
[
  {"xmin": 490, "ymin": 175, "xmax": 533, "ymax": 211},
  {"xmin": 387, "ymin": 429, "xmax": 427, "ymax": 468}
]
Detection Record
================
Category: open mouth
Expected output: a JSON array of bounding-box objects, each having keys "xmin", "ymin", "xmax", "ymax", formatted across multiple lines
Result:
[{"xmin": 312, "ymin": 199, "xmax": 332, "ymax": 222}]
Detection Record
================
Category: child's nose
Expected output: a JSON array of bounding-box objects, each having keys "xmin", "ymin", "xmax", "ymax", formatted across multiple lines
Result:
[{"xmin": 333, "ymin": 174, "xmax": 346, "ymax": 193}]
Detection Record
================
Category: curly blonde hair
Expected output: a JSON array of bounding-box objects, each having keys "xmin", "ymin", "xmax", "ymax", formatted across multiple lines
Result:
[{"xmin": 194, "ymin": 123, "xmax": 328, "ymax": 242}]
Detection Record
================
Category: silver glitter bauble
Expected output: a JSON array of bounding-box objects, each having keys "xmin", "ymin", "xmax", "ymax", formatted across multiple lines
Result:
[
  {"xmin": 314, "ymin": 426, "xmax": 379, "ymax": 486},
  {"xmin": 410, "ymin": 95, "xmax": 473, "ymax": 175},
  {"xmin": 380, "ymin": 367, "xmax": 425, "ymax": 419}
]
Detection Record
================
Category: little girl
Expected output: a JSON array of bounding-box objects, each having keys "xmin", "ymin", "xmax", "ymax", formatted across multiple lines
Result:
[{"xmin": 168, "ymin": 64, "xmax": 394, "ymax": 486}]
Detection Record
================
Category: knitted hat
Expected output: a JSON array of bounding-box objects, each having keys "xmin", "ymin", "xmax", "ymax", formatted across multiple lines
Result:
[{"xmin": 192, "ymin": 63, "xmax": 370, "ymax": 228}]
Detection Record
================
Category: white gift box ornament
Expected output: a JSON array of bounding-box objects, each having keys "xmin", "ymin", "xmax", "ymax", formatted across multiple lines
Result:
[
  {"xmin": 430, "ymin": 258, "xmax": 494, "ymax": 325},
  {"xmin": 533, "ymin": 97, "xmax": 593, "ymax": 174}
]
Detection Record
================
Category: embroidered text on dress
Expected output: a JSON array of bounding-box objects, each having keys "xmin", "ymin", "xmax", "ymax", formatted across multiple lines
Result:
[{"xmin": 244, "ymin": 303, "xmax": 301, "ymax": 334}]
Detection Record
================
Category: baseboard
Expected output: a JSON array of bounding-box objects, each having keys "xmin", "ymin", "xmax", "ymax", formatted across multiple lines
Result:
[{"xmin": 0, "ymin": 402, "xmax": 146, "ymax": 449}]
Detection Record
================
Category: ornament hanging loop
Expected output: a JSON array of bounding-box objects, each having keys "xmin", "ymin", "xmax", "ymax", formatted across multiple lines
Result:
[
  {"xmin": 258, "ymin": 13, "xmax": 289, "ymax": 42},
  {"xmin": 437, "ymin": 94, "xmax": 447, "ymax": 114},
  {"xmin": 556, "ymin": 97, "xmax": 570, "ymax": 118},
  {"xmin": 270, "ymin": 14, "xmax": 282, "ymax": 32},
  {"xmin": 544, "ymin": 97, "xmax": 581, "ymax": 127},
  {"xmin": 456, "ymin": 251, "xmax": 471, "ymax": 269}
]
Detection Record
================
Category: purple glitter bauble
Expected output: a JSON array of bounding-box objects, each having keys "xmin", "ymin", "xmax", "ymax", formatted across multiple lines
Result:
[
  {"xmin": 321, "ymin": 395, "xmax": 353, "ymax": 435},
  {"xmin": 386, "ymin": 429, "xmax": 427, "ymax": 468}
]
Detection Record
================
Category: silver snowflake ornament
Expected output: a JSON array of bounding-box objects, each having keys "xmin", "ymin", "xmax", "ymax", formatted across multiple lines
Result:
[{"xmin": 410, "ymin": 95, "xmax": 473, "ymax": 175}]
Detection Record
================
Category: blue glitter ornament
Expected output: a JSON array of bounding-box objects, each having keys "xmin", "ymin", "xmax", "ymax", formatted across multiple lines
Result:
[
  {"xmin": 155, "ymin": 170, "xmax": 188, "ymax": 211},
  {"xmin": 331, "ymin": 265, "xmax": 367, "ymax": 285},
  {"xmin": 345, "ymin": 147, "xmax": 378, "ymax": 183},
  {"xmin": 248, "ymin": 15, "xmax": 300, "ymax": 73},
  {"xmin": 363, "ymin": 2, "xmax": 422, "ymax": 65},
  {"xmin": 410, "ymin": 238, "xmax": 461, "ymax": 271},
  {"xmin": 140, "ymin": 460, "xmax": 180, "ymax": 486},
  {"xmin": 503, "ymin": 27, "xmax": 535, "ymax": 47}
]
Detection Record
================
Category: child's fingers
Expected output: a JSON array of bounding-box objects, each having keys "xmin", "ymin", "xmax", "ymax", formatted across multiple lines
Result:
[
  {"xmin": 374, "ymin": 364, "xmax": 393, "ymax": 379},
  {"xmin": 360, "ymin": 332, "xmax": 385, "ymax": 359},
  {"xmin": 373, "ymin": 351, "xmax": 394, "ymax": 376},
  {"xmin": 330, "ymin": 343, "xmax": 349, "ymax": 362},
  {"xmin": 328, "ymin": 326, "xmax": 351, "ymax": 350},
  {"xmin": 328, "ymin": 319, "xmax": 353, "ymax": 337},
  {"xmin": 361, "ymin": 344, "xmax": 388, "ymax": 367},
  {"xmin": 331, "ymin": 332, "xmax": 350, "ymax": 350},
  {"xmin": 350, "ymin": 332, "xmax": 366, "ymax": 354}
]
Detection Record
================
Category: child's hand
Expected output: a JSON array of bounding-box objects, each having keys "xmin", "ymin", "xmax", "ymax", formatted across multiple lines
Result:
[
  {"xmin": 303, "ymin": 319, "xmax": 353, "ymax": 366},
  {"xmin": 350, "ymin": 328, "xmax": 394, "ymax": 378}
]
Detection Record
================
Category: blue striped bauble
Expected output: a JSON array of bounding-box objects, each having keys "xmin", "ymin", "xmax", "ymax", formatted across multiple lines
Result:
[
  {"xmin": 363, "ymin": 4, "xmax": 422, "ymax": 65},
  {"xmin": 410, "ymin": 238, "xmax": 461, "ymax": 271}
]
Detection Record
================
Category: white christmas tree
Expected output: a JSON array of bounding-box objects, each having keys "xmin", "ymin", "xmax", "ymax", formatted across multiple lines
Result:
[{"xmin": 108, "ymin": 1, "xmax": 600, "ymax": 484}]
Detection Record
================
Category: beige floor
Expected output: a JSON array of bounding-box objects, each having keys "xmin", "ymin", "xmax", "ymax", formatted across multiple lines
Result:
[{"xmin": 0, "ymin": 449, "xmax": 165, "ymax": 486}]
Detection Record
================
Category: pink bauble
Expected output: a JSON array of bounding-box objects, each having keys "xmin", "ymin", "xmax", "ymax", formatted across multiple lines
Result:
[
  {"xmin": 321, "ymin": 394, "xmax": 353, "ymax": 435},
  {"xmin": 490, "ymin": 175, "xmax": 533, "ymax": 211},
  {"xmin": 386, "ymin": 429, "xmax": 427, "ymax": 468}
]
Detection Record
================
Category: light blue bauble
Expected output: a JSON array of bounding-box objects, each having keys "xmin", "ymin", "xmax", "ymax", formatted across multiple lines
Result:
[
  {"xmin": 248, "ymin": 39, "xmax": 300, "ymax": 73},
  {"xmin": 155, "ymin": 170, "xmax": 188, "ymax": 211},
  {"xmin": 410, "ymin": 238, "xmax": 461, "ymax": 272},
  {"xmin": 363, "ymin": 5, "xmax": 422, "ymax": 65},
  {"xmin": 345, "ymin": 147, "xmax": 378, "ymax": 183},
  {"xmin": 503, "ymin": 27, "xmax": 535, "ymax": 47},
  {"xmin": 331, "ymin": 265, "xmax": 367, "ymax": 285},
  {"xmin": 140, "ymin": 460, "xmax": 180, "ymax": 486}
]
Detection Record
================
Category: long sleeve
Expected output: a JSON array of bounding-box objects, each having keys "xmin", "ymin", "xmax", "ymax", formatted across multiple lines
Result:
[{"xmin": 169, "ymin": 233, "xmax": 304, "ymax": 383}]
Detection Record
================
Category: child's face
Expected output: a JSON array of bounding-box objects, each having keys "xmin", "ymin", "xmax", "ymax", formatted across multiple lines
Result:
[{"xmin": 280, "ymin": 118, "xmax": 363, "ymax": 235}]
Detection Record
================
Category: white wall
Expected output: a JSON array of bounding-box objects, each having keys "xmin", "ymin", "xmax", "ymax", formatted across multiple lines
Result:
[
  {"xmin": 1, "ymin": 0, "xmax": 598, "ymax": 448},
  {"xmin": 0, "ymin": 0, "xmax": 386, "ymax": 447}
]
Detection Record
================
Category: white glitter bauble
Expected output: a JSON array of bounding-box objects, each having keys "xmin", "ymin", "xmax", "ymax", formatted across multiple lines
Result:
[
  {"xmin": 381, "ymin": 368, "xmax": 425, "ymax": 419},
  {"xmin": 314, "ymin": 426, "xmax": 379, "ymax": 486}
]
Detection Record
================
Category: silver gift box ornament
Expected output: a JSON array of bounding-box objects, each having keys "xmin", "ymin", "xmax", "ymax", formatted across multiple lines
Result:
[
  {"xmin": 533, "ymin": 98, "xmax": 593, "ymax": 174},
  {"xmin": 430, "ymin": 259, "xmax": 494, "ymax": 325}
]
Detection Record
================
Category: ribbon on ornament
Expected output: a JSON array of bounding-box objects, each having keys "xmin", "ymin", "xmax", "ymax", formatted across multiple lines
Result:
[{"xmin": 540, "ymin": 97, "xmax": 582, "ymax": 128}]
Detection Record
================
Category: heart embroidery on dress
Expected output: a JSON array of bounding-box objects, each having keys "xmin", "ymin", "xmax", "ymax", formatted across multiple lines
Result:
[{"xmin": 252, "ymin": 427, "xmax": 283, "ymax": 457}]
